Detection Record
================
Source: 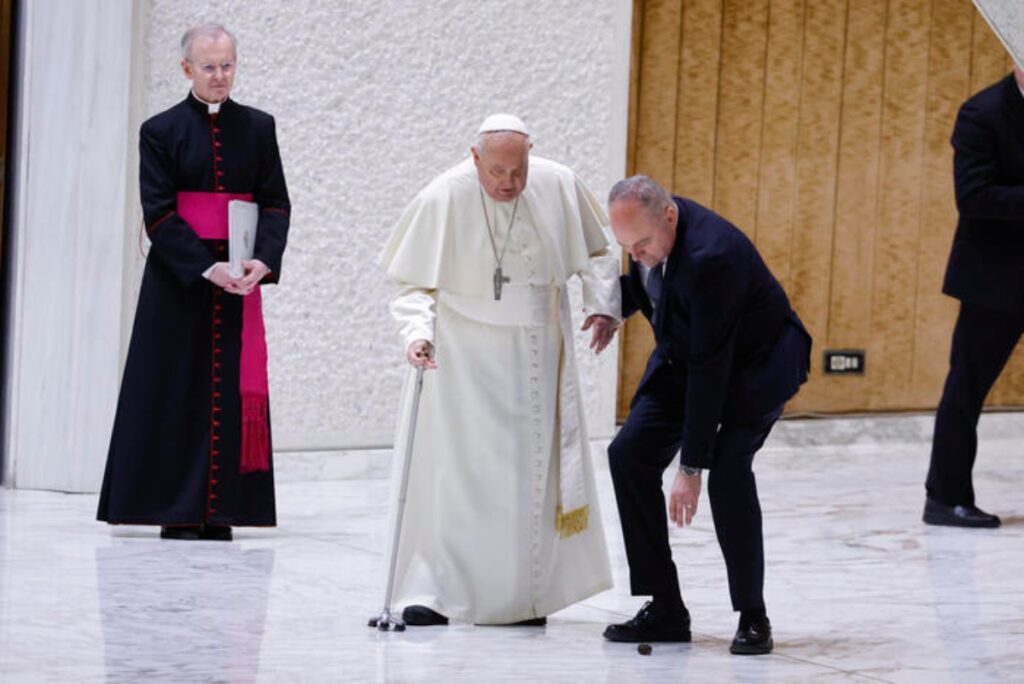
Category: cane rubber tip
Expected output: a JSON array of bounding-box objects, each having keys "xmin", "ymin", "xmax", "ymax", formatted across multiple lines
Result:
[
  {"xmin": 637, "ymin": 643, "xmax": 653, "ymax": 655},
  {"xmin": 395, "ymin": 623, "xmax": 406, "ymax": 632},
  {"xmin": 368, "ymin": 618, "xmax": 378, "ymax": 627}
]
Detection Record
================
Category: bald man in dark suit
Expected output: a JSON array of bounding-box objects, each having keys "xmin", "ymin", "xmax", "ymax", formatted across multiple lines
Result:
[{"xmin": 602, "ymin": 176, "xmax": 810, "ymax": 655}]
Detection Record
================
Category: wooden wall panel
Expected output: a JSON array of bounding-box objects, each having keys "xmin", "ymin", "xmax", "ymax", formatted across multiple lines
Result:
[
  {"xmin": 674, "ymin": 0, "xmax": 723, "ymax": 205},
  {"xmin": 909, "ymin": 0, "xmax": 972, "ymax": 408},
  {"xmin": 819, "ymin": 0, "xmax": 886, "ymax": 413},
  {"xmin": 712, "ymin": 0, "xmax": 768, "ymax": 235},
  {"xmin": 753, "ymin": 0, "xmax": 805, "ymax": 292},
  {"xmin": 784, "ymin": 0, "xmax": 847, "ymax": 409},
  {"xmin": 632, "ymin": 0, "xmax": 684, "ymax": 186},
  {"xmin": 970, "ymin": 8, "xmax": 1012, "ymax": 93},
  {"xmin": 869, "ymin": 0, "xmax": 931, "ymax": 409},
  {"xmin": 620, "ymin": 0, "xmax": 1023, "ymax": 420}
]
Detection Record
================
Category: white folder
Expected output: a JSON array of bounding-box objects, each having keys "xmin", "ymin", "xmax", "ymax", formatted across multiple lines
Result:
[{"xmin": 228, "ymin": 200, "xmax": 259, "ymax": 278}]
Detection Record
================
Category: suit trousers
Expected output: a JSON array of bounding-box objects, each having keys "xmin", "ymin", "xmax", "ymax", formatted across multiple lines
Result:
[
  {"xmin": 608, "ymin": 376, "xmax": 783, "ymax": 612},
  {"xmin": 927, "ymin": 302, "xmax": 1024, "ymax": 506}
]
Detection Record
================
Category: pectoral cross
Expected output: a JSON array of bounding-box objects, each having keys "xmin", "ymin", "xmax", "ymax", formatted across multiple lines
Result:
[{"xmin": 493, "ymin": 267, "xmax": 510, "ymax": 301}]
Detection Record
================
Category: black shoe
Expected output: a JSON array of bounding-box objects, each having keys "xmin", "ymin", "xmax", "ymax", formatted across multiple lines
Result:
[
  {"xmin": 160, "ymin": 525, "xmax": 201, "ymax": 540},
  {"xmin": 199, "ymin": 524, "xmax": 233, "ymax": 541},
  {"xmin": 603, "ymin": 601, "xmax": 691, "ymax": 643},
  {"xmin": 923, "ymin": 497, "xmax": 1001, "ymax": 528},
  {"xmin": 731, "ymin": 614, "xmax": 773, "ymax": 655},
  {"xmin": 402, "ymin": 605, "xmax": 449, "ymax": 626},
  {"xmin": 507, "ymin": 617, "xmax": 546, "ymax": 627}
]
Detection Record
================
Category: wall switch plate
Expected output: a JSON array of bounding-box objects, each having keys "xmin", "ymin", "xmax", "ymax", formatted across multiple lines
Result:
[{"xmin": 823, "ymin": 349, "xmax": 866, "ymax": 375}]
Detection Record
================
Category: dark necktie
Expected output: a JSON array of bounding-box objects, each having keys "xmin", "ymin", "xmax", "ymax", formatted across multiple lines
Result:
[{"xmin": 646, "ymin": 264, "xmax": 664, "ymax": 325}]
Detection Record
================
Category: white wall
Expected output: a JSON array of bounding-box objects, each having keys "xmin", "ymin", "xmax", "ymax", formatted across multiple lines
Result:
[
  {"xmin": 2, "ymin": 0, "xmax": 632, "ymax": 490},
  {"xmin": 2, "ymin": 0, "xmax": 139, "ymax": 491}
]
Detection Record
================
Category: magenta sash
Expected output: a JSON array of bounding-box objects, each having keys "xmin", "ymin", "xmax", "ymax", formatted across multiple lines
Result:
[{"xmin": 177, "ymin": 191, "xmax": 270, "ymax": 474}]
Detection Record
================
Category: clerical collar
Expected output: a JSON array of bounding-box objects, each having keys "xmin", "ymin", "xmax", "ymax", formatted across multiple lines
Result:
[{"xmin": 190, "ymin": 89, "xmax": 226, "ymax": 114}]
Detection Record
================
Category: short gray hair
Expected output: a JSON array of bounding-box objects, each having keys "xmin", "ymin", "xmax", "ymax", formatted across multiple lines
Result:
[
  {"xmin": 608, "ymin": 175, "xmax": 673, "ymax": 217},
  {"xmin": 180, "ymin": 23, "xmax": 237, "ymax": 60},
  {"xmin": 474, "ymin": 130, "xmax": 530, "ymax": 153}
]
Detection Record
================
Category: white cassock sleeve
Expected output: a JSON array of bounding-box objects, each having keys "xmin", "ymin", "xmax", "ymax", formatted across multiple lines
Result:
[
  {"xmin": 580, "ymin": 249, "xmax": 622, "ymax": 322},
  {"xmin": 572, "ymin": 174, "xmax": 622, "ymax": 322},
  {"xmin": 389, "ymin": 285, "xmax": 437, "ymax": 349}
]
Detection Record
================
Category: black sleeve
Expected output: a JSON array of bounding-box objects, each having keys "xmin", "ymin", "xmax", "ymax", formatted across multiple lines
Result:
[
  {"xmin": 952, "ymin": 98, "xmax": 1024, "ymax": 222},
  {"xmin": 140, "ymin": 122, "xmax": 216, "ymax": 286},
  {"xmin": 253, "ymin": 115, "xmax": 290, "ymax": 284},
  {"xmin": 620, "ymin": 273, "xmax": 642, "ymax": 320},
  {"xmin": 679, "ymin": 252, "xmax": 747, "ymax": 469}
]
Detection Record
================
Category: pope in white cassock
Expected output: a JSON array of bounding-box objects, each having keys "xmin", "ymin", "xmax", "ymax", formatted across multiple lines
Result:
[{"xmin": 378, "ymin": 114, "xmax": 621, "ymax": 626}]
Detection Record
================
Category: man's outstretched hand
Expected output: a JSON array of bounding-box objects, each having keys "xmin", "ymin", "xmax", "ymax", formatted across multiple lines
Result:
[{"xmin": 582, "ymin": 314, "xmax": 620, "ymax": 355}]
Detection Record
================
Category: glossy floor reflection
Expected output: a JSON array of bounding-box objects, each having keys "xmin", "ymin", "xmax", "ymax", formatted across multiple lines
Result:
[{"xmin": 1, "ymin": 429, "xmax": 1022, "ymax": 682}]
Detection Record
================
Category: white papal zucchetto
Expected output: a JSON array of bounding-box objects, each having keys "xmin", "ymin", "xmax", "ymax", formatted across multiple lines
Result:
[{"xmin": 477, "ymin": 113, "xmax": 530, "ymax": 137}]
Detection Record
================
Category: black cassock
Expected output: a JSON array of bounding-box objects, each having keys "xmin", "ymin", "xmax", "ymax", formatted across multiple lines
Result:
[{"xmin": 97, "ymin": 93, "xmax": 289, "ymax": 527}]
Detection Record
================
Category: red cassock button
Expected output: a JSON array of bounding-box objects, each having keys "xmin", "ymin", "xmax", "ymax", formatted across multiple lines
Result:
[
  {"xmin": 216, "ymin": 171, "xmax": 224, "ymax": 177},
  {"xmin": 216, "ymin": 156, "xmax": 223, "ymax": 162},
  {"xmin": 213, "ymin": 128, "xmax": 221, "ymax": 133},
  {"xmin": 214, "ymin": 142, "xmax": 222, "ymax": 147},
  {"xmin": 217, "ymin": 185, "xmax": 225, "ymax": 191}
]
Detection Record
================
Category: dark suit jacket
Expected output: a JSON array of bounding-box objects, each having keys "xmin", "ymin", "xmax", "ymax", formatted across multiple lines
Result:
[
  {"xmin": 622, "ymin": 197, "xmax": 811, "ymax": 469},
  {"xmin": 944, "ymin": 74, "xmax": 1024, "ymax": 314}
]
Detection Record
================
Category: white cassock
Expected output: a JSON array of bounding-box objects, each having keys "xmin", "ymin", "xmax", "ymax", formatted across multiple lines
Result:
[{"xmin": 378, "ymin": 155, "xmax": 620, "ymax": 624}]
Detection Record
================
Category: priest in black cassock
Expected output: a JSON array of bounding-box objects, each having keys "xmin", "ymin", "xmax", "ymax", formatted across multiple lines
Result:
[{"xmin": 97, "ymin": 23, "xmax": 290, "ymax": 541}]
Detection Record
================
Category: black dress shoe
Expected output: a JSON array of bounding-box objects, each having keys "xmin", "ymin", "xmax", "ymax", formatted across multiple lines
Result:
[
  {"xmin": 160, "ymin": 525, "xmax": 202, "ymax": 540},
  {"xmin": 731, "ymin": 614, "xmax": 773, "ymax": 655},
  {"xmin": 492, "ymin": 617, "xmax": 546, "ymax": 626},
  {"xmin": 199, "ymin": 524, "xmax": 233, "ymax": 541},
  {"xmin": 603, "ymin": 601, "xmax": 691, "ymax": 643},
  {"xmin": 402, "ymin": 605, "xmax": 449, "ymax": 626},
  {"xmin": 922, "ymin": 497, "xmax": 1001, "ymax": 528}
]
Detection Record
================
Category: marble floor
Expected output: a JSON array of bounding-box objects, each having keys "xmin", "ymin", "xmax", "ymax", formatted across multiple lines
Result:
[{"xmin": 1, "ymin": 426, "xmax": 1022, "ymax": 683}]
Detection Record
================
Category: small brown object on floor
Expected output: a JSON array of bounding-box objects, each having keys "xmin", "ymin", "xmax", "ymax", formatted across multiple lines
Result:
[{"xmin": 637, "ymin": 643, "xmax": 653, "ymax": 656}]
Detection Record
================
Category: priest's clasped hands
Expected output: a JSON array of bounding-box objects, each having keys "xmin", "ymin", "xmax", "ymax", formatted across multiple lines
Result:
[{"xmin": 207, "ymin": 259, "xmax": 270, "ymax": 296}]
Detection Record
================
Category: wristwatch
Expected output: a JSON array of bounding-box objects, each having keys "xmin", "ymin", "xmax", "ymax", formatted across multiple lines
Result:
[{"xmin": 680, "ymin": 465, "xmax": 703, "ymax": 477}]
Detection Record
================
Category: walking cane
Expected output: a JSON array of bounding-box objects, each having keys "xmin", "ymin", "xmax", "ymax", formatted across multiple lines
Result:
[{"xmin": 368, "ymin": 365, "xmax": 425, "ymax": 632}]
